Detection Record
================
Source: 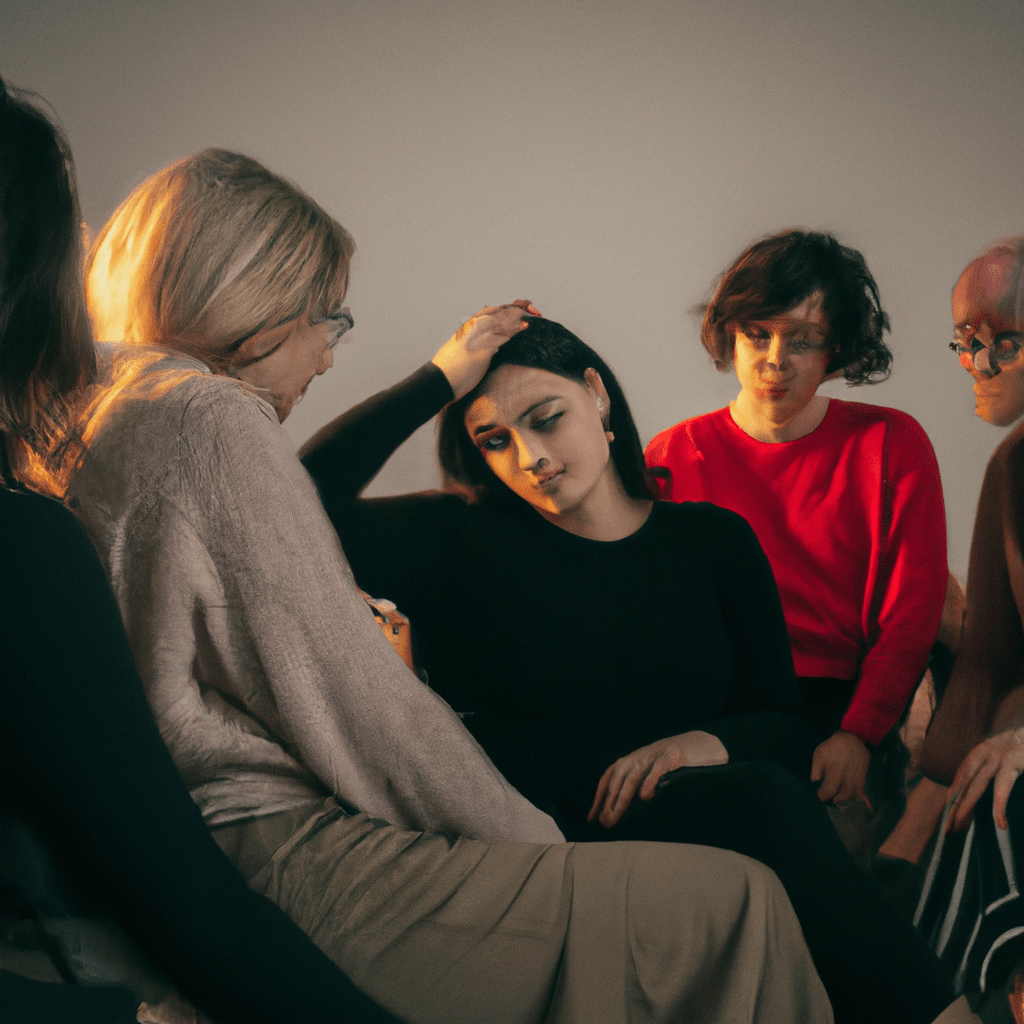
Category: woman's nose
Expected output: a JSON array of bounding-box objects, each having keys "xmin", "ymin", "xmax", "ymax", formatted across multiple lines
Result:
[
  {"xmin": 517, "ymin": 434, "xmax": 546, "ymax": 470},
  {"xmin": 317, "ymin": 346, "xmax": 334, "ymax": 374}
]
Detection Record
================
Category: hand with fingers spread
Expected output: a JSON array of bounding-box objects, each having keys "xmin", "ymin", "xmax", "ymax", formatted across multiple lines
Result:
[
  {"xmin": 810, "ymin": 730, "xmax": 872, "ymax": 809},
  {"xmin": 587, "ymin": 730, "xmax": 728, "ymax": 829},
  {"xmin": 945, "ymin": 727, "xmax": 1024, "ymax": 832},
  {"xmin": 431, "ymin": 299, "xmax": 542, "ymax": 400}
]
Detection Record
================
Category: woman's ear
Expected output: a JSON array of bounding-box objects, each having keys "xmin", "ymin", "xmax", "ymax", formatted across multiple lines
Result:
[
  {"xmin": 227, "ymin": 320, "xmax": 295, "ymax": 374},
  {"xmin": 584, "ymin": 367, "xmax": 611, "ymax": 426},
  {"xmin": 229, "ymin": 334, "xmax": 263, "ymax": 371}
]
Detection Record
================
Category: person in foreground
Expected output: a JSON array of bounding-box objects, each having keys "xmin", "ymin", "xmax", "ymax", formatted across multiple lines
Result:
[
  {"xmin": 302, "ymin": 312, "xmax": 972, "ymax": 1023},
  {"xmin": 646, "ymin": 229, "xmax": 948, "ymax": 812},
  {"xmin": 72, "ymin": 147, "xmax": 836, "ymax": 1024},
  {"xmin": 0, "ymin": 78, "xmax": 399, "ymax": 1024},
  {"xmin": 916, "ymin": 237, "xmax": 1024, "ymax": 1000}
]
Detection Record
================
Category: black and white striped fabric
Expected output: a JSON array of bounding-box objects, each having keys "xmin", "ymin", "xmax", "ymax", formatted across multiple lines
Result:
[{"xmin": 915, "ymin": 785, "xmax": 1024, "ymax": 995}]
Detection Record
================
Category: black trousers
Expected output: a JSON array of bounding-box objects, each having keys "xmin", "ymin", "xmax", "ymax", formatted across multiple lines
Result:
[
  {"xmin": 0, "ymin": 969, "xmax": 137, "ymax": 1024},
  {"xmin": 568, "ymin": 761, "xmax": 955, "ymax": 1024}
]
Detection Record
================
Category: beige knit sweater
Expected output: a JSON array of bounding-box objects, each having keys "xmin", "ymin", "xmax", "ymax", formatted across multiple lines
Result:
[{"xmin": 68, "ymin": 344, "xmax": 562, "ymax": 843}]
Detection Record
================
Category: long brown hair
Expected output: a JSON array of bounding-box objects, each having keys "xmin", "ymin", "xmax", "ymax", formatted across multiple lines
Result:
[{"xmin": 0, "ymin": 78, "xmax": 95, "ymax": 492}]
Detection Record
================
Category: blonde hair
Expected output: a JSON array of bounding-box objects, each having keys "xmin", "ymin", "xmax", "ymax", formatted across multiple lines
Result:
[{"xmin": 85, "ymin": 149, "xmax": 354, "ymax": 367}]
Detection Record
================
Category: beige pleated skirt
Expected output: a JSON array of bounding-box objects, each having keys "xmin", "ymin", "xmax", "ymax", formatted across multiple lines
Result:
[{"xmin": 214, "ymin": 800, "xmax": 832, "ymax": 1024}]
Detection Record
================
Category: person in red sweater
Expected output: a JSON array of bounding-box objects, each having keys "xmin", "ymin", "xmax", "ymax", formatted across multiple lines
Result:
[{"xmin": 647, "ymin": 229, "xmax": 947, "ymax": 811}]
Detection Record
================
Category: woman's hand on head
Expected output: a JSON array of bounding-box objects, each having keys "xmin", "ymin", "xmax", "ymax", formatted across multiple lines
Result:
[
  {"xmin": 945, "ymin": 728, "xmax": 1024, "ymax": 833},
  {"xmin": 431, "ymin": 300, "xmax": 540, "ymax": 399},
  {"xmin": 810, "ymin": 730, "xmax": 871, "ymax": 809},
  {"xmin": 587, "ymin": 731, "xmax": 729, "ymax": 829}
]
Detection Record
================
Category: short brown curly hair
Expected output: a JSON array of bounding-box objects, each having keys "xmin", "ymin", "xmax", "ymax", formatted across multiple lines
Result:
[{"xmin": 700, "ymin": 229, "xmax": 892, "ymax": 385}]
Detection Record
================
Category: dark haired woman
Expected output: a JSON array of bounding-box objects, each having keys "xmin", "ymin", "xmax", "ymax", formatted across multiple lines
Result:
[
  {"xmin": 302, "ymin": 315, "xmax": 973, "ymax": 1024},
  {"xmin": 0, "ymin": 78, "xmax": 400, "ymax": 1024},
  {"xmin": 647, "ymin": 229, "xmax": 947, "ymax": 812}
]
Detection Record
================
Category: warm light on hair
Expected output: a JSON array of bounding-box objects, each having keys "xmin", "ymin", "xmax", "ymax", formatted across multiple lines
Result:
[{"xmin": 85, "ymin": 149, "xmax": 355, "ymax": 368}]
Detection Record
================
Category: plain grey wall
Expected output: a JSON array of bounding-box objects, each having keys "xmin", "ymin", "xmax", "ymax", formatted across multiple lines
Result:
[{"xmin": 3, "ymin": 0, "xmax": 1022, "ymax": 580}]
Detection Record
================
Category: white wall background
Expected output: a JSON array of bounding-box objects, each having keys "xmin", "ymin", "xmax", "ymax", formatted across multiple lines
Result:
[{"xmin": 3, "ymin": 0, "xmax": 1022, "ymax": 580}]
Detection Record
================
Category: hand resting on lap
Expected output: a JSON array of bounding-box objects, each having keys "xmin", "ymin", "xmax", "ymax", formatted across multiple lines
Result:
[{"xmin": 588, "ymin": 731, "xmax": 729, "ymax": 829}]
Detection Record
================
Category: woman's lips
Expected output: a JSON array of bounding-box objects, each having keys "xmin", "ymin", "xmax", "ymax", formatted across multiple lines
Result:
[
  {"xmin": 757, "ymin": 383, "xmax": 788, "ymax": 399},
  {"xmin": 535, "ymin": 468, "xmax": 564, "ymax": 487}
]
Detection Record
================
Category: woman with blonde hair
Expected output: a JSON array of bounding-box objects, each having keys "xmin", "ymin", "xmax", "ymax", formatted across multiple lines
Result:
[
  {"xmin": 0, "ymin": 79, "xmax": 398, "ymax": 1024},
  {"xmin": 69, "ymin": 147, "xmax": 839, "ymax": 1024}
]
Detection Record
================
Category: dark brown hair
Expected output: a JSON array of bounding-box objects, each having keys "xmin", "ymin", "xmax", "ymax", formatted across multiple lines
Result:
[
  {"xmin": 437, "ymin": 317, "xmax": 660, "ymax": 507},
  {"xmin": 0, "ymin": 77, "xmax": 95, "ymax": 491},
  {"xmin": 700, "ymin": 229, "xmax": 892, "ymax": 385}
]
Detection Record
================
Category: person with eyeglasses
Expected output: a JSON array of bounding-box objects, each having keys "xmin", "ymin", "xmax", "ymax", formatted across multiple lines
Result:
[
  {"xmin": 647, "ymin": 229, "xmax": 948, "ymax": 822},
  {"xmin": 916, "ymin": 238, "xmax": 1024, "ymax": 1000}
]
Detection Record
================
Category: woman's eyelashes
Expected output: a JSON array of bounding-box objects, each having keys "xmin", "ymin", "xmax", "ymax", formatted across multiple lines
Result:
[
  {"xmin": 478, "ymin": 431, "xmax": 509, "ymax": 452},
  {"xmin": 476, "ymin": 411, "xmax": 565, "ymax": 452},
  {"xmin": 531, "ymin": 411, "xmax": 563, "ymax": 432}
]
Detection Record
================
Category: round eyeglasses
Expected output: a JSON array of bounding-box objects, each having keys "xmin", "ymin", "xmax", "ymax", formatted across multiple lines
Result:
[{"xmin": 949, "ymin": 327, "xmax": 1024, "ymax": 377}]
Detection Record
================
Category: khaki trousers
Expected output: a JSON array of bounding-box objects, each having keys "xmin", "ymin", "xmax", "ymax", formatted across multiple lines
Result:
[{"xmin": 215, "ymin": 800, "xmax": 832, "ymax": 1024}]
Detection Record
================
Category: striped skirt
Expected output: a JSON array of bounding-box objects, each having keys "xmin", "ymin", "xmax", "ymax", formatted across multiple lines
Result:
[{"xmin": 916, "ymin": 785, "xmax": 1024, "ymax": 996}]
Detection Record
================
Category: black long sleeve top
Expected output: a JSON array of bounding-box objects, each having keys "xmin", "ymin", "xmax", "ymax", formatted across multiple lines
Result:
[
  {"xmin": 301, "ymin": 364, "xmax": 814, "ymax": 824},
  {"xmin": 0, "ymin": 484, "xmax": 397, "ymax": 1024}
]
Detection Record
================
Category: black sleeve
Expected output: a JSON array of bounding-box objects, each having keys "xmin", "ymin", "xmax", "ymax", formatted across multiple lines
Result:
[
  {"xmin": 697, "ymin": 506, "xmax": 814, "ymax": 775},
  {"xmin": 0, "ymin": 492, "xmax": 400, "ymax": 1024},
  {"xmin": 299, "ymin": 363, "xmax": 465, "ymax": 605},
  {"xmin": 694, "ymin": 711, "xmax": 816, "ymax": 778},
  {"xmin": 299, "ymin": 362, "xmax": 454, "ymax": 516}
]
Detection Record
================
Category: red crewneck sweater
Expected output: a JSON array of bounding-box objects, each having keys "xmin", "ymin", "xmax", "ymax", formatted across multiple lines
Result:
[{"xmin": 646, "ymin": 399, "xmax": 947, "ymax": 746}]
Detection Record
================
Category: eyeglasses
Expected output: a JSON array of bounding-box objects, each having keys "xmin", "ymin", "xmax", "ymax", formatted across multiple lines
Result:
[
  {"xmin": 315, "ymin": 306, "xmax": 354, "ymax": 350},
  {"xmin": 949, "ymin": 325, "xmax": 1024, "ymax": 377},
  {"xmin": 231, "ymin": 307, "xmax": 354, "ymax": 367}
]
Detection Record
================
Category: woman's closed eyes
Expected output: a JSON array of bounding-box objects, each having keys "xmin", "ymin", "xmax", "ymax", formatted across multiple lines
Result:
[{"xmin": 476, "ymin": 408, "xmax": 565, "ymax": 452}]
